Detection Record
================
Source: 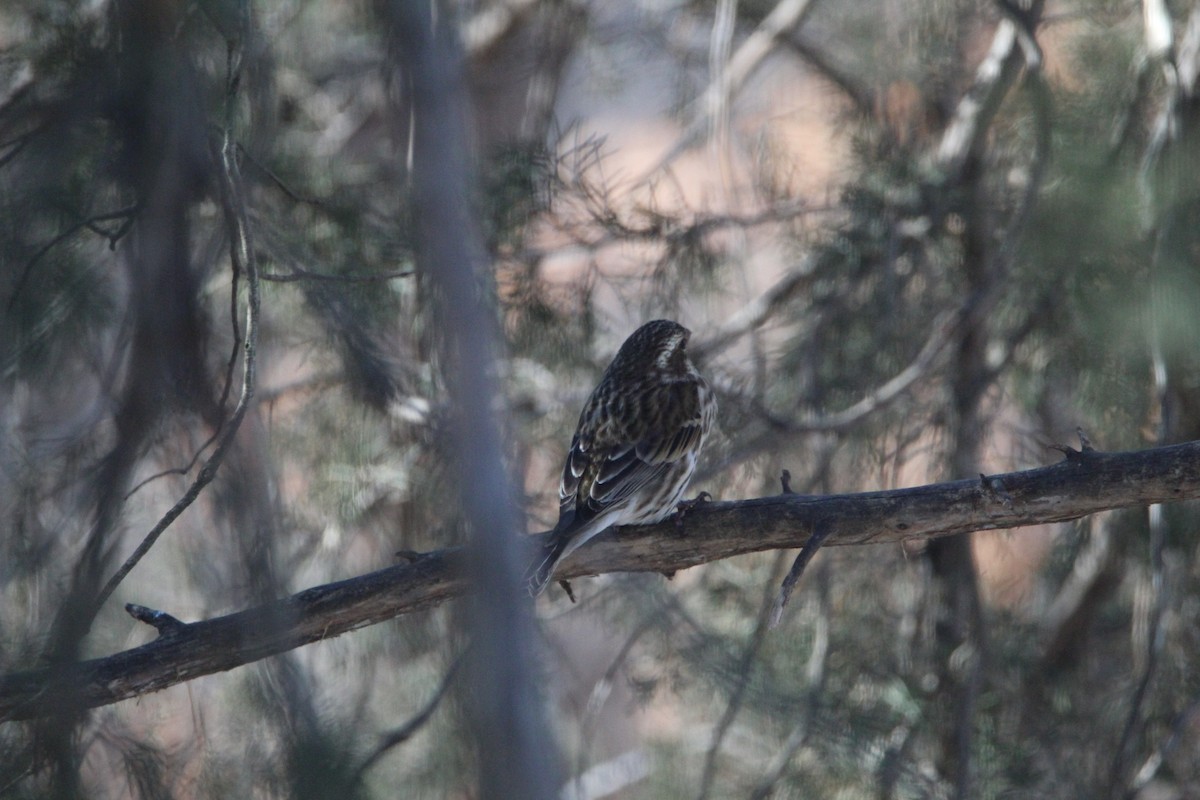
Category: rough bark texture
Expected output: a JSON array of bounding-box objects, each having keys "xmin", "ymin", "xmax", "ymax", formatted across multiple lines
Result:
[{"xmin": 3, "ymin": 439, "xmax": 1199, "ymax": 722}]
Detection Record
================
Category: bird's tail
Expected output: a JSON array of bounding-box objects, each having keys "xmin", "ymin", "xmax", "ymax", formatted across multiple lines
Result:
[
  {"xmin": 527, "ymin": 511, "xmax": 615, "ymax": 597},
  {"xmin": 526, "ymin": 534, "xmax": 571, "ymax": 597}
]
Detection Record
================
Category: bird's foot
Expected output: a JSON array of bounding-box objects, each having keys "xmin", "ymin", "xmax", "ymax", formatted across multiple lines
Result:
[{"xmin": 673, "ymin": 491, "xmax": 712, "ymax": 526}]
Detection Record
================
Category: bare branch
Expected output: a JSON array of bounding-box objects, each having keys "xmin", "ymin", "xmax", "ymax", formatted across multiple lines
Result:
[
  {"xmin": 696, "ymin": 552, "xmax": 787, "ymax": 800},
  {"xmin": 258, "ymin": 266, "xmax": 413, "ymax": 283},
  {"xmin": 750, "ymin": 561, "xmax": 830, "ymax": 800},
  {"xmin": 777, "ymin": 32, "xmax": 875, "ymax": 115},
  {"xmin": 642, "ymin": 0, "xmax": 821, "ymax": 180},
  {"xmin": 4, "ymin": 439, "xmax": 1200, "ymax": 722},
  {"xmin": 352, "ymin": 655, "xmax": 464, "ymax": 780},
  {"xmin": 95, "ymin": 42, "xmax": 262, "ymax": 610},
  {"xmin": 1036, "ymin": 517, "xmax": 1117, "ymax": 670},
  {"xmin": 691, "ymin": 256, "xmax": 816, "ymax": 360},
  {"xmin": 6, "ymin": 204, "xmax": 138, "ymax": 312},
  {"xmin": 934, "ymin": 5, "xmax": 1042, "ymax": 176},
  {"xmin": 1107, "ymin": 502, "xmax": 1169, "ymax": 799}
]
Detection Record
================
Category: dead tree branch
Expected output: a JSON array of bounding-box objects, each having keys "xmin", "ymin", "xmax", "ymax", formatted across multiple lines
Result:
[{"xmin": 3, "ymin": 439, "xmax": 1200, "ymax": 722}]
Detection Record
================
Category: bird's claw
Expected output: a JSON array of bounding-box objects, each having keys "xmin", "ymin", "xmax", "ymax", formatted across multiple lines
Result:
[{"xmin": 673, "ymin": 491, "xmax": 712, "ymax": 526}]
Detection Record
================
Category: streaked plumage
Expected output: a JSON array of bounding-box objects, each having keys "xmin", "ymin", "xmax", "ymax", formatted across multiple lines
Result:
[{"xmin": 529, "ymin": 319, "xmax": 717, "ymax": 595}]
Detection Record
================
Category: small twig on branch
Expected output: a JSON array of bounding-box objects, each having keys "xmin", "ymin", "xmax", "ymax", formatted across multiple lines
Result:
[
  {"xmin": 125, "ymin": 604, "xmax": 188, "ymax": 638},
  {"xmin": 1050, "ymin": 428, "xmax": 1099, "ymax": 463},
  {"xmin": 770, "ymin": 519, "xmax": 831, "ymax": 627}
]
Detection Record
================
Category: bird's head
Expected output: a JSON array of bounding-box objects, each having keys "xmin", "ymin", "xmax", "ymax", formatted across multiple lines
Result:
[{"xmin": 614, "ymin": 319, "xmax": 693, "ymax": 376}]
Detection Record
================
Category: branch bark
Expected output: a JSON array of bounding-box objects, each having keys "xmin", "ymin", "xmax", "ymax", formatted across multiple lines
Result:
[{"xmin": 3, "ymin": 439, "xmax": 1200, "ymax": 722}]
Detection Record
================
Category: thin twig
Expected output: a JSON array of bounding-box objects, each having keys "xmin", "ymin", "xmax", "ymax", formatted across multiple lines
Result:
[
  {"xmin": 259, "ymin": 266, "xmax": 413, "ymax": 283},
  {"xmin": 1109, "ymin": 206, "xmax": 1173, "ymax": 800},
  {"xmin": 641, "ymin": 0, "xmax": 820, "ymax": 182},
  {"xmin": 352, "ymin": 655, "xmax": 465, "ymax": 780},
  {"xmin": 1124, "ymin": 695, "xmax": 1200, "ymax": 798},
  {"xmin": 770, "ymin": 519, "xmax": 831, "ymax": 627},
  {"xmin": 691, "ymin": 258, "xmax": 816, "ymax": 360},
  {"xmin": 750, "ymin": 560, "xmax": 831, "ymax": 799},
  {"xmin": 738, "ymin": 302, "xmax": 968, "ymax": 435},
  {"xmin": 6, "ymin": 204, "xmax": 139, "ymax": 311},
  {"xmin": 695, "ymin": 551, "xmax": 789, "ymax": 800},
  {"xmin": 96, "ymin": 40, "xmax": 261, "ymax": 610},
  {"xmin": 236, "ymin": 143, "xmax": 329, "ymax": 208},
  {"xmin": 570, "ymin": 617, "xmax": 657, "ymax": 795},
  {"xmin": 122, "ymin": 431, "xmax": 220, "ymax": 500}
]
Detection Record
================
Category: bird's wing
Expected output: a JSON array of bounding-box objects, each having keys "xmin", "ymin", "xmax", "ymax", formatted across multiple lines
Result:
[
  {"xmin": 560, "ymin": 380, "xmax": 706, "ymax": 520},
  {"xmin": 559, "ymin": 435, "xmax": 668, "ymax": 518},
  {"xmin": 632, "ymin": 380, "xmax": 709, "ymax": 464}
]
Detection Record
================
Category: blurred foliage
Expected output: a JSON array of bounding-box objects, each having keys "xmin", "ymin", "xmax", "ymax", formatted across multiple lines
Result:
[{"xmin": 2, "ymin": 0, "xmax": 1200, "ymax": 799}]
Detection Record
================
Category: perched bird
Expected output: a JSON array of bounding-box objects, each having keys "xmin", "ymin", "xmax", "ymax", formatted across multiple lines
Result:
[{"xmin": 529, "ymin": 319, "xmax": 717, "ymax": 596}]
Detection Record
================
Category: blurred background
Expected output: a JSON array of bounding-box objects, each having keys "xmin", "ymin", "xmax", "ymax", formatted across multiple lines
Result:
[{"xmin": 2, "ymin": 0, "xmax": 1200, "ymax": 797}]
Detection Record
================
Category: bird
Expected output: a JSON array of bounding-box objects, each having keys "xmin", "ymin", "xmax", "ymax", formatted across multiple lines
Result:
[{"xmin": 528, "ymin": 319, "xmax": 717, "ymax": 596}]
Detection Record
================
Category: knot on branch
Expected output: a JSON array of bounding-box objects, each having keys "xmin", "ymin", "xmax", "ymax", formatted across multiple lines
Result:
[
  {"xmin": 979, "ymin": 473, "xmax": 1014, "ymax": 506},
  {"xmin": 1051, "ymin": 428, "xmax": 1099, "ymax": 463}
]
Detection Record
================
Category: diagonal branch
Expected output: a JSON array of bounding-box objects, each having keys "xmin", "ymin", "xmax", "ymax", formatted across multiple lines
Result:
[
  {"xmin": 3, "ymin": 439, "xmax": 1200, "ymax": 722},
  {"xmin": 642, "ymin": 0, "xmax": 821, "ymax": 181}
]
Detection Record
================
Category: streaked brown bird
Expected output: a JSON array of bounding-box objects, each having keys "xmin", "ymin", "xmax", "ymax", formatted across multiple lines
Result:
[{"xmin": 529, "ymin": 319, "xmax": 717, "ymax": 596}]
